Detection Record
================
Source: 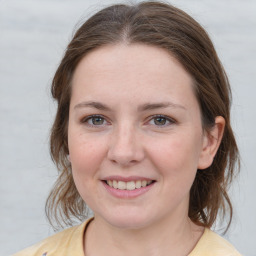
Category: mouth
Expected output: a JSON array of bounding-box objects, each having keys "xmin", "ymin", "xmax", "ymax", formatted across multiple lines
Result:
[{"xmin": 103, "ymin": 180, "xmax": 156, "ymax": 191}]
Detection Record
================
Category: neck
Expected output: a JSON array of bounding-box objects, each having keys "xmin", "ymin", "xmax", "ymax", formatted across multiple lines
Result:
[{"xmin": 84, "ymin": 213, "xmax": 204, "ymax": 256}]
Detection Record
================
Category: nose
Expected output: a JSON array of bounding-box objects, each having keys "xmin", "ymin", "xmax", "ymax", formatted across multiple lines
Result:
[{"xmin": 107, "ymin": 124, "xmax": 145, "ymax": 166}]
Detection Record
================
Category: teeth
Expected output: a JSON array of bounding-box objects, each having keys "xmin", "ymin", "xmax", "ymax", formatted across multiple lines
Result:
[
  {"xmin": 113, "ymin": 180, "xmax": 118, "ymax": 189},
  {"xmin": 118, "ymin": 181, "xmax": 126, "ymax": 190},
  {"xmin": 106, "ymin": 180, "xmax": 154, "ymax": 190},
  {"xmin": 127, "ymin": 181, "xmax": 136, "ymax": 190},
  {"xmin": 141, "ymin": 180, "xmax": 147, "ymax": 187},
  {"xmin": 135, "ymin": 180, "xmax": 141, "ymax": 189}
]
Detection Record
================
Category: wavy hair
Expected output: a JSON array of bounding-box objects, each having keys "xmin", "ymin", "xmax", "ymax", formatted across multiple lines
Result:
[{"xmin": 46, "ymin": 1, "xmax": 240, "ymax": 231}]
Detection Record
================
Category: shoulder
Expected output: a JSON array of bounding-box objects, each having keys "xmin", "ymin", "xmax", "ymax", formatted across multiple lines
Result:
[
  {"xmin": 189, "ymin": 228, "xmax": 242, "ymax": 256},
  {"xmin": 12, "ymin": 219, "xmax": 92, "ymax": 256}
]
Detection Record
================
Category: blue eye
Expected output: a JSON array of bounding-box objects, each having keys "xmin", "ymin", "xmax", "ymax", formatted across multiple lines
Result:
[
  {"xmin": 82, "ymin": 115, "xmax": 107, "ymax": 126},
  {"xmin": 149, "ymin": 115, "xmax": 175, "ymax": 127},
  {"xmin": 153, "ymin": 116, "xmax": 168, "ymax": 125}
]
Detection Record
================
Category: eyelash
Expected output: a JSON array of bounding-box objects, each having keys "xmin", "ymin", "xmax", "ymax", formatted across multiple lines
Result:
[
  {"xmin": 147, "ymin": 114, "xmax": 176, "ymax": 127},
  {"xmin": 81, "ymin": 114, "xmax": 176, "ymax": 128},
  {"xmin": 81, "ymin": 115, "xmax": 109, "ymax": 127}
]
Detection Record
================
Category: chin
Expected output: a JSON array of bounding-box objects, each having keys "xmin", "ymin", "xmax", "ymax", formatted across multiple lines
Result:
[{"xmin": 100, "ymin": 210, "xmax": 154, "ymax": 230}]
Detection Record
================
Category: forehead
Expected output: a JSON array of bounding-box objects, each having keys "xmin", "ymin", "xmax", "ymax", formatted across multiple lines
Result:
[{"xmin": 71, "ymin": 43, "xmax": 197, "ymax": 108}]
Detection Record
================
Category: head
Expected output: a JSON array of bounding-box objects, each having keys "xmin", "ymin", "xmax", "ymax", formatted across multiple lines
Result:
[{"xmin": 46, "ymin": 1, "xmax": 239, "ymax": 230}]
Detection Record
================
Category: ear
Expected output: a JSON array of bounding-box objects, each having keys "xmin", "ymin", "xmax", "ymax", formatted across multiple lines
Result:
[{"xmin": 197, "ymin": 116, "xmax": 225, "ymax": 170}]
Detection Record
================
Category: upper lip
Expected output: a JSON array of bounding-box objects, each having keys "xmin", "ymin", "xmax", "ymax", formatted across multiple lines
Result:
[{"xmin": 102, "ymin": 176, "xmax": 154, "ymax": 182}]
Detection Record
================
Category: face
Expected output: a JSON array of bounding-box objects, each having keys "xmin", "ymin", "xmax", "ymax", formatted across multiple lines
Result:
[{"xmin": 68, "ymin": 44, "xmax": 211, "ymax": 229}]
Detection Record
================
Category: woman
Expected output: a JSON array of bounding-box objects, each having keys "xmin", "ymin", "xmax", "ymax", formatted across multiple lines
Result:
[{"xmin": 14, "ymin": 1, "xmax": 241, "ymax": 255}]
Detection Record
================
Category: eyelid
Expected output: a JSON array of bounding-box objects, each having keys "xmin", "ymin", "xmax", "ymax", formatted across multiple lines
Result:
[
  {"xmin": 146, "ymin": 114, "xmax": 176, "ymax": 126},
  {"xmin": 80, "ymin": 114, "xmax": 176, "ymax": 127},
  {"xmin": 81, "ymin": 114, "xmax": 110, "ymax": 127}
]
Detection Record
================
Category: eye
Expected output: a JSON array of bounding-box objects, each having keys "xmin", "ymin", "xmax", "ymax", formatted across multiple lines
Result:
[
  {"xmin": 82, "ymin": 115, "xmax": 108, "ymax": 127},
  {"xmin": 148, "ymin": 115, "xmax": 175, "ymax": 127}
]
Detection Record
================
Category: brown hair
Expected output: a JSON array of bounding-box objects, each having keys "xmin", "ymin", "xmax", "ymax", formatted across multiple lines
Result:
[{"xmin": 46, "ymin": 1, "xmax": 240, "ymax": 231}]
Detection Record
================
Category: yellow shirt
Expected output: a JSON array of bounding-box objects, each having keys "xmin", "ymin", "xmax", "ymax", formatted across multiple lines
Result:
[{"xmin": 13, "ymin": 218, "xmax": 241, "ymax": 256}]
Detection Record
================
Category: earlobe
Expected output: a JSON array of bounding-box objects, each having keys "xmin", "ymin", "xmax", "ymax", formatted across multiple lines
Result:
[{"xmin": 197, "ymin": 116, "xmax": 225, "ymax": 170}]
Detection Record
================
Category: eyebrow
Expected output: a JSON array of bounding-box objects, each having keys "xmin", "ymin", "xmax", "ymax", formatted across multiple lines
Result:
[
  {"xmin": 74, "ymin": 101, "xmax": 111, "ymax": 111},
  {"xmin": 74, "ymin": 101, "xmax": 186, "ymax": 111},
  {"xmin": 137, "ymin": 102, "xmax": 186, "ymax": 111}
]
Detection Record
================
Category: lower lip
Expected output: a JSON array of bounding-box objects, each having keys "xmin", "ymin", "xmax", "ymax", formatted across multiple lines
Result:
[{"xmin": 102, "ymin": 181, "xmax": 155, "ymax": 199}]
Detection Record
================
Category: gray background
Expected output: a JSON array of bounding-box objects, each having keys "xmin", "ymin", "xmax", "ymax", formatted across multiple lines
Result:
[{"xmin": 0, "ymin": 0, "xmax": 255, "ymax": 255}]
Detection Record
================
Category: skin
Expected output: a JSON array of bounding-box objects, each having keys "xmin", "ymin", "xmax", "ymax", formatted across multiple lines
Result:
[{"xmin": 68, "ymin": 43, "xmax": 225, "ymax": 256}]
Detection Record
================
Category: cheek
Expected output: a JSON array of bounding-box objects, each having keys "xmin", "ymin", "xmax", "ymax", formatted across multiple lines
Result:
[
  {"xmin": 68, "ymin": 132, "xmax": 108, "ymax": 204},
  {"xmin": 147, "ymin": 132, "xmax": 202, "ymax": 183},
  {"xmin": 68, "ymin": 131, "xmax": 107, "ymax": 179}
]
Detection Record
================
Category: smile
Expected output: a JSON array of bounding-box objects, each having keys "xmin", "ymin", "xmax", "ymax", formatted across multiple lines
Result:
[{"xmin": 105, "ymin": 180, "xmax": 154, "ymax": 190}]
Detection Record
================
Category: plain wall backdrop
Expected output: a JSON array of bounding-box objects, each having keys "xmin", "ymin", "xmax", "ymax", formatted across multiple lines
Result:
[{"xmin": 0, "ymin": 0, "xmax": 255, "ymax": 255}]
